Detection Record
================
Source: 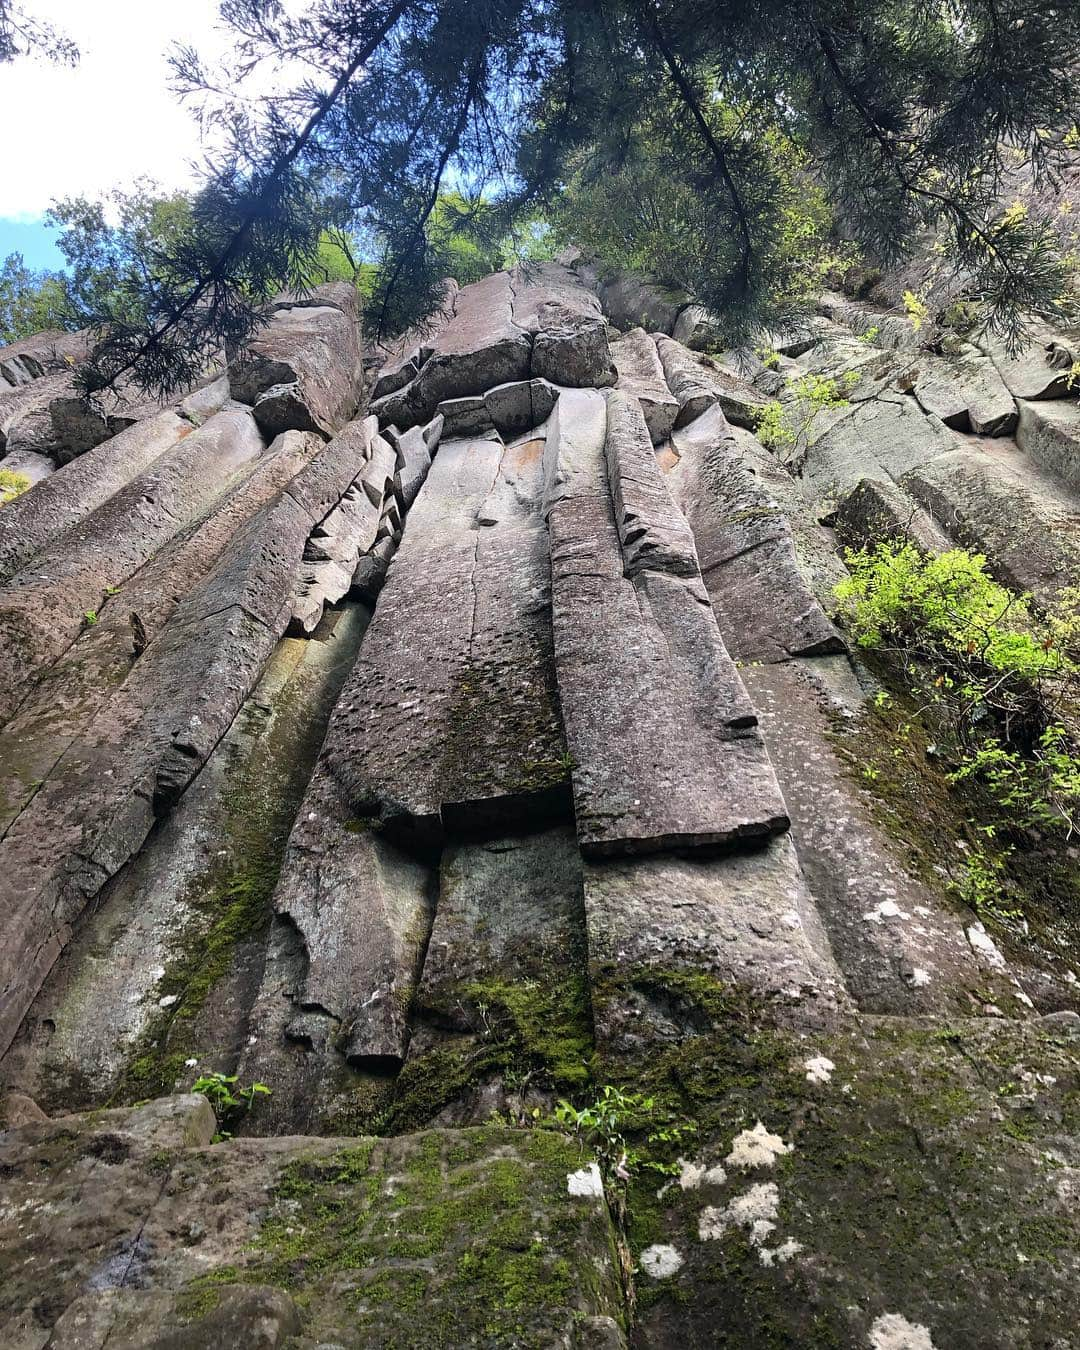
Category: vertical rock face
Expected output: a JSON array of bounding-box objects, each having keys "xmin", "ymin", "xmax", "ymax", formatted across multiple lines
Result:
[{"xmin": 2, "ymin": 271, "xmax": 1080, "ymax": 1350}]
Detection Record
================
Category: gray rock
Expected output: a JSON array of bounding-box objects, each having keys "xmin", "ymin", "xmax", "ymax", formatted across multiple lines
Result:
[
  {"xmin": 0, "ymin": 411, "xmax": 191, "ymax": 584},
  {"xmin": 910, "ymin": 347, "xmax": 1017, "ymax": 435},
  {"xmin": 483, "ymin": 377, "xmax": 559, "ymax": 436},
  {"xmin": 532, "ymin": 303, "xmax": 616, "ymax": 388},
  {"xmin": 325, "ymin": 424, "xmax": 568, "ymax": 844},
  {"xmin": 672, "ymin": 303, "xmax": 720, "ymax": 349},
  {"xmin": 981, "ymin": 326, "xmax": 1077, "ymax": 400},
  {"xmin": 545, "ymin": 388, "xmax": 789, "ymax": 856},
  {"xmin": 241, "ymin": 764, "xmax": 434, "ymax": 1117},
  {"xmin": 576, "ymin": 262, "xmax": 685, "ymax": 334},
  {"xmin": 375, "ymin": 272, "xmax": 534, "ymax": 430},
  {"xmin": 604, "ymin": 388, "xmax": 699, "ymax": 579},
  {"xmin": 0, "ymin": 405, "xmax": 266, "ymax": 724},
  {"xmin": 510, "ymin": 260, "xmax": 605, "ymax": 331},
  {"xmin": 230, "ymin": 289, "xmax": 363, "ymax": 438},
  {"xmin": 901, "ymin": 445, "xmax": 1080, "ymax": 605},
  {"xmin": 610, "ymin": 328, "xmax": 678, "ymax": 445},
  {"xmin": 1016, "ymin": 398, "xmax": 1080, "ymax": 495},
  {"xmin": 0, "ymin": 421, "xmax": 368, "ymax": 1056},
  {"xmin": 668, "ymin": 405, "xmax": 844, "ymax": 662},
  {"xmin": 654, "ymin": 333, "xmax": 718, "ymax": 427},
  {"xmin": 830, "ymin": 475, "xmax": 955, "ymax": 557}
]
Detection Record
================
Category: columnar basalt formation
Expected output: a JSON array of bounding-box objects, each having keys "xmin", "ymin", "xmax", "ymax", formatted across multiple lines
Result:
[{"xmin": 1, "ymin": 271, "xmax": 1080, "ymax": 1349}]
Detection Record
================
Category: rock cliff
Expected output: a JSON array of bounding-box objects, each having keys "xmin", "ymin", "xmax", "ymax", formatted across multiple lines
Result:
[{"xmin": 0, "ymin": 261, "xmax": 1079, "ymax": 1348}]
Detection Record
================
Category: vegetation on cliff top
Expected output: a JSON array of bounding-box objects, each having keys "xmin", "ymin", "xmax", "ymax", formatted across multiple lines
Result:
[{"xmin": 21, "ymin": 0, "xmax": 1076, "ymax": 397}]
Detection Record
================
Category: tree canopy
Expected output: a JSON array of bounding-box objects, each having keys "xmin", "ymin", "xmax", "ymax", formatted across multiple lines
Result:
[{"xmin": 50, "ymin": 0, "xmax": 1080, "ymax": 394}]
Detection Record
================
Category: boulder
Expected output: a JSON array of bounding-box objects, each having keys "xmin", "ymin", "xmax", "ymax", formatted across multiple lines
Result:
[
  {"xmin": 1016, "ymin": 398, "xmax": 1080, "ymax": 495},
  {"xmin": 230, "ymin": 285, "xmax": 363, "ymax": 438}
]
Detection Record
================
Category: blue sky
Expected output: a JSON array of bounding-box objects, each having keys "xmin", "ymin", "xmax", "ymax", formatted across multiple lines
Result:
[{"xmin": 0, "ymin": 219, "xmax": 65, "ymax": 272}]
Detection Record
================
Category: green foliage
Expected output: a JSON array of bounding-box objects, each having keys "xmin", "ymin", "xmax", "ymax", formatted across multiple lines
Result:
[
  {"xmin": 82, "ymin": 609, "xmax": 98, "ymax": 627},
  {"xmin": 549, "ymin": 104, "xmax": 833, "ymax": 341},
  {"xmin": 553, "ymin": 1085, "xmax": 696, "ymax": 1186},
  {"xmin": 0, "ymin": 253, "xmax": 70, "ymax": 344},
  {"xmin": 835, "ymin": 542, "xmax": 1080, "ymax": 838},
  {"xmin": 755, "ymin": 373, "xmax": 850, "ymax": 461},
  {"xmin": 0, "ymin": 468, "xmax": 30, "ymax": 505},
  {"xmin": 192, "ymin": 1071, "xmax": 271, "ymax": 1139}
]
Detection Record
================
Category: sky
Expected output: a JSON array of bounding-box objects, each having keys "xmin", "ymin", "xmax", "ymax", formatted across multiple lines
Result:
[{"xmin": 0, "ymin": 0, "xmax": 232, "ymax": 270}]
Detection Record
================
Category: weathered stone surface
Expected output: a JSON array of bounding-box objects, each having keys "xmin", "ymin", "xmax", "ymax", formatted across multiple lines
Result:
[
  {"xmin": 0, "ymin": 405, "xmax": 265, "ymax": 722},
  {"xmin": 240, "ymin": 762, "xmax": 434, "ymax": 1128},
  {"xmin": 393, "ymin": 827, "xmax": 591, "ymax": 1126},
  {"xmin": 0, "ymin": 428, "xmax": 323, "ymax": 836},
  {"xmin": 0, "ymin": 1101, "xmax": 624, "ymax": 1349},
  {"xmin": 610, "ymin": 328, "xmax": 678, "ymax": 444},
  {"xmin": 230, "ymin": 287, "xmax": 363, "ymax": 438},
  {"xmin": 0, "ymin": 422, "xmax": 368, "ymax": 1056},
  {"xmin": 746, "ymin": 656, "xmax": 1040, "ymax": 1014},
  {"xmin": 654, "ymin": 333, "xmax": 719, "ymax": 427},
  {"xmin": 483, "ymin": 377, "xmax": 559, "ymax": 437},
  {"xmin": 0, "ymin": 409, "xmax": 191, "ymax": 584},
  {"xmin": 1016, "ymin": 397, "xmax": 1080, "ymax": 495},
  {"xmin": 981, "ymin": 326, "xmax": 1077, "ymax": 400},
  {"xmin": 910, "ymin": 346, "xmax": 1017, "ymax": 435},
  {"xmin": 532, "ymin": 304, "xmax": 616, "ymax": 388},
  {"xmin": 510, "ymin": 260, "xmax": 605, "ymax": 328},
  {"xmin": 830, "ymin": 475, "xmax": 955, "ymax": 557},
  {"xmin": 668, "ymin": 404, "xmax": 844, "ymax": 662},
  {"xmin": 817, "ymin": 291, "xmax": 919, "ymax": 348},
  {"xmin": 373, "ymin": 272, "xmax": 533, "ymax": 429},
  {"xmin": 0, "ymin": 447, "xmax": 53, "ymax": 485},
  {"xmin": 0, "ymin": 328, "xmax": 89, "ymax": 388},
  {"xmin": 576, "ymin": 261, "xmax": 685, "ymax": 334},
  {"xmin": 0, "ymin": 611, "xmax": 366, "ymax": 1111},
  {"xmin": 794, "ymin": 392, "xmax": 958, "ymax": 500},
  {"xmin": 604, "ymin": 388, "xmax": 699, "ymax": 579},
  {"xmin": 325, "ymin": 425, "xmax": 568, "ymax": 843},
  {"xmin": 546, "ymin": 387, "xmax": 789, "ymax": 856},
  {"xmin": 672, "ymin": 303, "xmax": 720, "ymax": 349},
  {"xmin": 901, "ymin": 445, "xmax": 1080, "ymax": 604}
]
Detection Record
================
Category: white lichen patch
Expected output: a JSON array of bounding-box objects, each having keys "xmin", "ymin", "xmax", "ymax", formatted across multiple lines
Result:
[
  {"xmin": 966, "ymin": 920, "xmax": 1007, "ymax": 970},
  {"xmin": 677, "ymin": 1157, "xmax": 727, "ymax": 1190},
  {"xmin": 699, "ymin": 1181, "xmax": 780, "ymax": 1245},
  {"xmin": 157, "ymin": 994, "xmax": 179, "ymax": 1008},
  {"xmin": 759, "ymin": 1237, "xmax": 804, "ymax": 1267},
  {"xmin": 781, "ymin": 911, "xmax": 803, "ymax": 929},
  {"xmin": 804, "ymin": 1055, "xmax": 835, "ymax": 1085},
  {"xmin": 869, "ymin": 1311, "xmax": 938, "ymax": 1349},
  {"xmin": 566, "ymin": 1163, "xmax": 604, "ymax": 1198},
  {"xmin": 639, "ymin": 1243, "xmax": 684, "ymax": 1279},
  {"xmin": 908, "ymin": 967, "xmax": 931, "ymax": 988},
  {"xmin": 863, "ymin": 899, "xmax": 909, "ymax": 923},
  {"xmin": 726, "ymin": 1121, "xmax": 792, "ymax": 1169}
]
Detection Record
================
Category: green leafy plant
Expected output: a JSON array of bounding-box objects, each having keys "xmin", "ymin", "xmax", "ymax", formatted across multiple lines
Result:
[
  {"xmin": 835, "ymin": 541, "xmax": 1080, "ymax": 837},
  {"xmin": 83, "ymin": 609, "xmax": 98, "ymax": 627},
  {"xmin": 192, "ymin": 1071, "xmax": 271, "ymax": 1140},
  {"xmin": 952, "ymin": 846, "xmax": 1023, "ymax": 925},
  {"xmin": 755, "ymin": 372, "xmax": 851, "ymax": 463},
  {"xmin": 902, "ymin": 289, "xmax": 931, "ymax": 331},
  {"xmin": 553, "ymin": 1085, "xmax": 696, "ymax": 1185}
]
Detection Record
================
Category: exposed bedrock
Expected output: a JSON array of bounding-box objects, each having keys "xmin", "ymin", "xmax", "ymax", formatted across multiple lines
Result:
[
  {"xmin": 372, "ymin": 266, "xmax": 616, "ymax": 430},
  {"xmin": 545, "ymin": 386, "xmax": 789, "ymax": 855},
  {"xmin": 667, "ymin": 403, "xmax": 844, "ymax": 663},
  {"xmin": 0, "ymin": 404, "xmax": 267, "ymax": 723},
  {"xmin": 1, "ymin": 608, "xmax": 367, "ymax": 1110},
  {"xmin": 0, "ymin": 409, "xmax": 192, "ymax": 584},
  {"xmin": 326, "ymin": 420, "xmax": 568, "ymax": 843},
  {"xmin": 610, "ymin": 327, "xmax": 678, "ymax": 445},
  {"xmin": 4, "ymin": 269, "xmax": 1080, "ymax": 1348},
  {"xmin": 0, "ymin": 420, "xmax": 372, "ymax": 1056},
  {"xmin": 0, "ymin": 1097, "xmax": 624, "ymax": 1349},
  {"xmin": 230, "ymin": 282, "xmax": 364, "ymax": 439}
]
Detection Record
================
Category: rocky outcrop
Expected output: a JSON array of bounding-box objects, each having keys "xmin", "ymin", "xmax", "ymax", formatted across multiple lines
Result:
[{"xmin": 1, "ymin": 269, "xmax": 1080, "ymax": 1350}]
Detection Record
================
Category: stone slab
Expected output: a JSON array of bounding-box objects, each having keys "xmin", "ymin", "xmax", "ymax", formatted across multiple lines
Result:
[{"xmin": 610, "ymin": 328, "xmax": 678, "ymax": 444}]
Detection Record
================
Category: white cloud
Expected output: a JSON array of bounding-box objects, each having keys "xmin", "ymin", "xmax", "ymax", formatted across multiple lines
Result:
[{"xmin": 0, "ymin": 0, "xmax": 236, "ymax": 218}]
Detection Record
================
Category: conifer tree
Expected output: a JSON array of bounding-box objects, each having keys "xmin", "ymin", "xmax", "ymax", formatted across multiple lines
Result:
[{"xmin": 74, "ymin": 0, "xmax": 1080, "ymax": 393}]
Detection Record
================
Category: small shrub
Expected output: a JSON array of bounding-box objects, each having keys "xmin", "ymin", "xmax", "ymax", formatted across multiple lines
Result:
[{"xmin": 192, "ymin": 1071, "xmax": 271, "ymax": 1140}]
